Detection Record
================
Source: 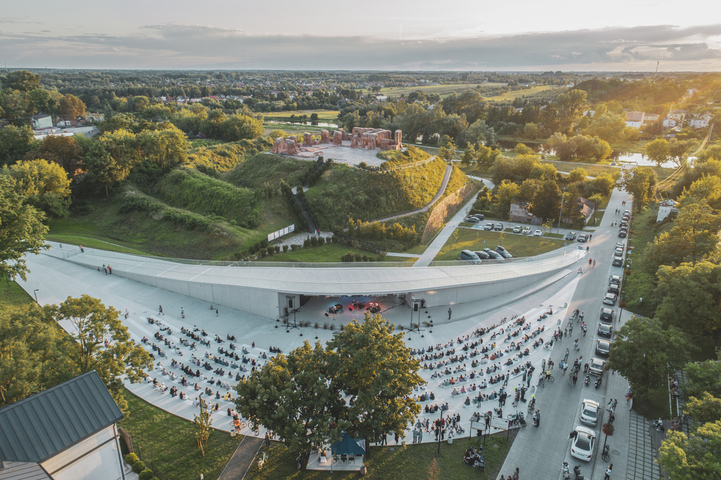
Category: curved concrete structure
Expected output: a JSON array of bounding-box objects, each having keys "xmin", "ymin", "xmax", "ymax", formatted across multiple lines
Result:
[{"xmin": 46, "ymin": 242, "xmax": 584, "ymax": 319}]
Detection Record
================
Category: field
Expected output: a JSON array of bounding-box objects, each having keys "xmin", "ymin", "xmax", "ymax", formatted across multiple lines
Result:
[
  {"xmin": 119, "ymin": 390, "xmax": 243, "ymax": 480},
  {"xmin": 433, "ymin": 228, "xmax": 569, "ymax": 261},
  {"xmin": 262, "ymin": 110, "xmax": 340, "ymax": 123},
  {"xmin": 245, "ymin": 434, "xmax": 514, "ymax": 480},
  {"xmin": 257, "ymin": 243, "xmax": 407, "ymax": 263},
  {"xmin": 379, "ymin": 83, "xmax": 504, "ymax": 98},
  {"xmin": 481, "ymin": 85, "xmax": 557, "ymax": 102},
  {"xmin": 0, "ymin": 280, "xmax": 35, "ymax": 308}
]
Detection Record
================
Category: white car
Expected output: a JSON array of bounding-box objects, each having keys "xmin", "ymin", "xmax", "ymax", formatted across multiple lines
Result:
[
  {"xmin": 580, "ymin": 399, "xmax": 600, "ymax": 426},
  {"xmin": 603, "ymin": 293, "xmax": 617, "ymax": 305},
  {"xmin": 512, "ymin": 226, "xmax": 522, "ymax": 233},
  {"xmin": 533, "ymin": 229, "xmax": 543, "ymax": 237},
  {"xmin": 522, "ymin": 227, "xmax": 532, "ymax": 235},
  {"xmin": 571, "ymin": 426, "xmax": 597, "ymax": 461}
]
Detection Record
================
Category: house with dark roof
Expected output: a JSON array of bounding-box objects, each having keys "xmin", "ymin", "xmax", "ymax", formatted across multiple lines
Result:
[
  {"xmin": 31, "ymin": 114, "xmax": 53, "ymax": 130},
  {"xmin": 0, "ymin": 371, "xmax": 126, "ymax": 480}
]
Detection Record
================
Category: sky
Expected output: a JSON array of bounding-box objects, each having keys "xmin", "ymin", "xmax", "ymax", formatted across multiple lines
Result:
[{"xmin": 2, "ymin": 0, "xmax": 721, "ymax": 71}]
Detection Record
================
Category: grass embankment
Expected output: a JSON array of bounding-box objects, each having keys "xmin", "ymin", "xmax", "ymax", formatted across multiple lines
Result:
[
  {"xmin": 119, "ymin": 390, "xmax": 243, "ymax": 480},
  {"xmin": 0, "ymin": 281, "xmax": 35, "ymax": 308},
  {"xmin": 224, "ymin": 154, "xmax": 311, "ymax": 189},
  {"xmin": 306, "ymin": 158, "xmax": 462, "ymax": 228},
  {"xmin": 433, "ymin": 228, "xmax": 569, "ymax": 261},
  {"xmin": 257, "ymin": 243, "xmax": 404, "ymax": 263},
  {"xmin": 246, "ymin": 435, "xmax": 513, "ymax": 480}
]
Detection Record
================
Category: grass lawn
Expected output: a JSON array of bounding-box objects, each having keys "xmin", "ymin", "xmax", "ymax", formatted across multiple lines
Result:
[
  {"xmin": 434, "ymin": 228, "xmax": 569, "ymax": 261},
  {"xmin": 263, "ymin": 110, "xmax": 340, "ymax": 122},
  {"xmin": 0, "ymin": 280, "xmax": 35, "ymax": 308},
  {"xmin": 246, "ymin": 434, "xmax": 513, "ymax": 480},
  {"xmin": 45, "ymin": 234, "xmax": 151, "ymax": 255},
  {"xmin": 379, "ymin": 83, "xmax": 498, "ymax": 98},
  {"xmin": 119, "ymin": 390, "xmax": 243, "ymax": 480},
  {"xmin": 257, "ymin": 243, "xmax": 407, "ymax": 263}
]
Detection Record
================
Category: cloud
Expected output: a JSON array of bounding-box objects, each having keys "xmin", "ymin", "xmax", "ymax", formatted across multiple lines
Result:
[{"xmin": 1, "ymin": 23, "xmax": 721, "ymax": 70}]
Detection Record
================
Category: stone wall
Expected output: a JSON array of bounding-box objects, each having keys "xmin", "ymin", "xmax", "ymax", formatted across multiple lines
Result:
[{"xmin": 420, "ymin": 183, "xmax": 480, "ymax": 244}]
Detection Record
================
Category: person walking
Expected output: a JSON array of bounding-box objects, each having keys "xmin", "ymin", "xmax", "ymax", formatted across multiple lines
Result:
[
  {"xmin": 159, "ymin": 305, "xmax": 164, "ymax": 315},
  {"xmin": 604, "ymin": 464, "xmax": 613, "ymax": 480},
  {"xmin": 448, "ymin": 307, "xmax": 452, "ymax": 320}
]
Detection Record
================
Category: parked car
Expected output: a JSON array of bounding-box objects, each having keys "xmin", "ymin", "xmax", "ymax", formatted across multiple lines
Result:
[
  {"xmin": 614, "ymin": 247, "xmax": 624, "ymax": 257},
  {"xmin": 615, "ymin": 242, "xmax": 625, "ymax": 249},
  {"xmin": 608, "ymin": 284, "xmax": 620, "ymax": 295},
  {"xmin": 609, "ymin": 275, "xmax": 621, "ymax": 285},
  {"xmin": 589, "ymin": 357, "xmax": 606, "ymax": 376},
  {"xmin": 612, "ymin": 256, "xmax": 623, "ymax": 267},
  {"xmin": 458, "ymin": 250, "xmax": 481, "ymax": 264},
  {"xmin": 465, "ymin": 216, "xmax": 480, "ymax": 223},
  {"xmin": 474, "ymin": 250, "xmax": 491, "ymax": 259},
  {"xmin": 484, "ymin": 223, "xmax": 494, "ymax": 231},
  {"xmin": 483, "ymin": 248, "xmax": 504, "ymax": 260},
  {"xmin": 620, "ymin": 221, "xmax": 628, "ymax": 228},
  {"xmin": 599, "ymin": 308, "xmax": 614, "ymax": 324},
  {"xmin": 533, "ymin": 229, "xmax": 543, "ymax": 236},
  {"xmin": 580, "ymin": 399, "xmax": 600, "ymax": 426},
  {"xmin": 595, "ymin": 339, "xmax": 611, "ymax": 357},
  {"xmin": 512, "ymin": 226, "xmax": 522, "ymax": 234},
  {"xmin": 603, "ymin": 292, "xmax": 617, "ymax": 305},
  {"xmin": 577, "ymin": 234, "xmax": 587, "ymax": 242},
  {"xmin": 493, "ymin": 223, "xmax": 504, "ymax": 231},
  {"xmin": 522, "ymin": 227, "xmax": 532, "ymax": 235},
  {"xmin": 598, "ymin": 323, "xmax": 613, "ymax": 338},
  {"xmin": 618, "ymin": 230, "xmax": 627, "ymax": 238},
  {"xmin": 495, "ymin": 246, "xmax": 512, "ymax": 258},
  {"xmin": 473, "ymin": 214, "xmax": 485, "ymax": 221},
  {"xmin": 565, "ymin": 231, "xmax": 577, "ymax": 241},
  {"xmin": 570, "ymin": 426, "xmax": 597, "ymax": 461}
]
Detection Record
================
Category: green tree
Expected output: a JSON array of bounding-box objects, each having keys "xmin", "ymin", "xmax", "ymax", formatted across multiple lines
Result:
[
  {"xmin": 83, "ymin": 129, "xmax": 140, "ymax": 196},
  {"xmin": 658, "ymin": 421, "xmax": 721, "ymax": 479},
  {"xmin": 495, "ymin": 180, "xmax": 521, "ymax": 216},
  {"xmin": 0, "ymin": 125, "xmax": 36, "ymax": 166},
  {"xmin": 683, "ymin": 359, "xmax": 721, "ymax": 399},
  {"xmin": 668, "ymin": 138, "xmax": 692, "ymax": 167},
  {"xmin": 531, "ymin": 180, "xmax": 562, "ymax": 221},
  {"xmin": 234, "ymin": 341, "xmax": 344, "ymax": 469},
  {"xmin": 194, "ymin": 399, "xmax": 212, "ymax": 457},
  {"xmin": 621, "ymin": 167, "xmax": 657, "ymax": 211},
  {"xmin": 606, "ymin": 317, "xmax": 694, "ymax": 401},
  {"xmin": 1, "ymin": 70, "xmax": 41, "ymax": 92},
  {"xmin": 220, "ymin": 114, "xmax": 264, "ymax": 141},
  {"xmin": 137, "ymin": 125, "xmax": 190, "ymax": 170},
  {"xmin": 54, "ymin": 295, "xmax": 152, "ymax": 412},
  {"xmin": 327, "ymin": 313, "xmax": 424, "ymax": 447},
  {"xmin": 0, "ymin": 304, "xmax": 74, "ymax": 406},
  {"xmin": 26, "ymin": 134, "xmax": 83, "ymax": 174},
  {"xmin": 461, "ymin": 144, "xmax": 475, "ymax": 165},
  {"xmin": 554, "ymin": 89, "xmax": 587, "ymax": 133},
  {"xmin": 0, "ymin": 175, "xmax": 48, "ymax": 281},
  {"xmin": 6, "ymin": 158, "xmax": 72, "ymax": 217},
  {"xmin": 132, "ymin": 96, "xmax": 150, "ymax": 112},
  {"xmin": 645, "ymin": 138, "xmax": 670, "ymax": 166},
  {"xmin": 685, "ymin": 393, "xmax": 721, "ymax": 426}
]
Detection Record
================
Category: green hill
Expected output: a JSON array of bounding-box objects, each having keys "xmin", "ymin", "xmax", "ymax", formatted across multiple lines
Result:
[{"xmin": 223, "ymin": 153, "xmax": 311, "ymax": 190}]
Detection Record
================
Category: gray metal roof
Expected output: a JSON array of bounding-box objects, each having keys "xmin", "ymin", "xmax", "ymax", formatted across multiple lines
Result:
[{"xmin": 0, "ymin": 371, "xmax": 123, "ymax": 463}]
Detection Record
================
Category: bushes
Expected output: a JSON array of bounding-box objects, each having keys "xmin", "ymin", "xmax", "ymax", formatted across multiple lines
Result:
[
  {"xmin": 119, "ymin": 197, "xmax": 163, "ymax": 214},
  {"xmin": 132, "ymin": 460, "xmax": 147, "ymax": 473},
  {"xmin": 162, "ymin": 210, "xmax": 212, "ymax": 232},
  {"xmin": 139, "ymin": 469, "xmax": 155, "ymax": 480},
  {"xmin": 124, "ymin": 453, "xmax": 138, "ymax": 465}
]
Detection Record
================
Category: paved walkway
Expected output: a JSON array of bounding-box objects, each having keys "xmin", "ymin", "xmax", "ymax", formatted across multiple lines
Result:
[
  {"xmin": 219, "ymin": 436, "xmax": 265, "ymax": 480},
  {"xmin": 627, "ymin": 411, "xmax": 662, "ymax": 480}
]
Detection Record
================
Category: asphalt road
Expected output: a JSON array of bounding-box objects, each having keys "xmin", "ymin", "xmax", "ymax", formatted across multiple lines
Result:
[{"xmin": 498, "ymin": 187, "xmax": 633, "ymax": 480}]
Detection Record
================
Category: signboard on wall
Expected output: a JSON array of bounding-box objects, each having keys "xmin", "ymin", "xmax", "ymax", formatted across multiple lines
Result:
[{"xmin": 268, "ymin": 224, "xmax": 295, "ymax": 242}]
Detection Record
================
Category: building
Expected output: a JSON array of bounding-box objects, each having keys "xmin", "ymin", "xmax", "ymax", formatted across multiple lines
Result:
[
  {"xmin": 0, "ymin": 371, "xmax": 126, "ymax": 480},
  {"xmin": 625, "ymin": 111, "xmax": 645, "ymax": 129},
  {"xmin": 31, "ymin": 114, "xmax": 53, "ymax": 130},
  {"xmin": 657, "ymin": 199, "xmax": 679, "ymax": 222},
  {"xmin": 578, "ymin": 197, "xmax": 596, "ymax": 224},
  {"xmin": 509, "ymin": 202, "xmax": 542, "ymax": 224},
  {"xmin": 689, "ymin": 113, "xmax": 712, "ymax": 129}
]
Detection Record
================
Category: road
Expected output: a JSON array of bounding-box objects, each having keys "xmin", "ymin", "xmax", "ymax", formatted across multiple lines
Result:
[{"xmin": 499, "ymin": 187, "xmax": 633, "ymax": 480}]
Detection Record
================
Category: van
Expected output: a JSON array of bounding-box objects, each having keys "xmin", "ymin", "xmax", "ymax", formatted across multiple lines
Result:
[{"xmin": 458, "ymin": 250, "xmax": 481, "ymax": 265}]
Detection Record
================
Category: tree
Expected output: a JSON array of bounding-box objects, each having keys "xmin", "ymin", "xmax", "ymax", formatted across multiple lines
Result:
[
  {"xmin": 668, "ymin": 139, "xmax": 692, "ymax": 167},
  {"xmin": 0, "ymin": 175, "xmax": 48, "ymax": 281},
  {"xmin": 136, "ymin": 125, "xmax": 190, "ymax": 170},
  {"xmin": 495, "ymin": 180, "xmax": 521, "ymax": 216},
  {"xmin": 220, "ymin": 114, "xmax": 264, "ymax": 141},
  {"xmin": 27, "ymin": 135, "xmax": 83, "ymax": 174},
  {"xmin": 621, "ymin": 167, "xmax": 657, "ymax": 211},
  {"xmin": 6, "ymin": 158, "xmax": 72, "ymax": 217},
  {"xmin": 645, "ymin": 139, "xmax": 670, "ymax": 166},
  {"xmin": 83, "ymin": 129, "xmax": 140, "ymax": 196},
  {"xmin": 461, "ymin": 144, "xmax": 475, "ymax": 165},
  {"xmin": 606, "ymin": 317, "xmax": 694, "ymax": 401},
  {"xmin": 194, "ymin": 398, "xmax": 212, "ymax": 457},
  {"xmin": 54, "ymin": 295, "xmax": 152, "ymax": 412},
  {"xmin": 554, "ymin": 89, "xmax": 587, "ymax": 133},
  {"xmin": 658, "ymin": 421, "xmax": 721, "ymax": 479},
  {"xmin": 683, "ymin": 359, "xmax": 721, "ymax": 399},
  {"xmin": 234, "ymin": 341, "xmax": 345, "ymax": 469},
  {"xmin": 327, "ymin": 313, "xmax": 424, "ymax": 447},
  {"xmin": 1, "ymin": 70, "xmax": 41, "ymax": 92},
  {"xmin": 0, "ymin": 125, "xmax": 36, "ymax": 166},
  {"xmin": 685, "ymin": 392, "xmax": 721, "ymax": 426},
  {"xmin": 531, "ymin": 180, "xmax": 562, "ymax": 221},
  {"xmin": 437, "ymin": 146, "xmax": 453, "ymax": 162},
  {"xmin": 57, "ymin": 94, "xmax": 86, "ymax": 120},
  {"xmin": 0, "ymin": 304, "xmax": 75, "ymax": 406}
]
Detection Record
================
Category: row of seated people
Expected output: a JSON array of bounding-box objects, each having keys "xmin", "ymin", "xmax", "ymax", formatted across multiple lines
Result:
[
  {"xmin": 450, "ymin": 381, "xmax": 493, "ymax": 395},
  {"xmin": 422, "ymin": 402, "xmax": 450, "ymax": 414},
  {"xmin": 415, "ymin": 391, "xmax": 436, "ymax": 402}
]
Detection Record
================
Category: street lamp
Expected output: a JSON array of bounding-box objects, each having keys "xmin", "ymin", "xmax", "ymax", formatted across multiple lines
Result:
[
  {"xmin": 557, "ymin": 188, "xmax": 566, "ymax": 234},
  {"xmin": 33, "ymin": 289, "xmax": 39, "ymax": 304}
]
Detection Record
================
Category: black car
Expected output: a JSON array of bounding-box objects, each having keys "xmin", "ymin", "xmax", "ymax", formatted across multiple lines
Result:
[
  {"xmin": 599, "ymin": 308, "xmax": 614, "ymax": 324},
  {"xmin": 495, "ymin": 246, "xmax": 512, "ymax": 258},
  {"xmin": 612, "ymin": 256, "xmax": 623, "ymax": 267},
  {"xmin": 618, "ymin": 231, "xmax": 627, "ymax": 238},
  {"xmin": 608, "ymin": 284, "xmax": 620, "ymax": 295},
  {"xmin": 474, "ymin": 250, "xmax": 491, "ymax": 260},
  {"xmin": 473, "ymin": 214, "xmax": 485, "ymax": 221},
  {"xmin": 577, "ymin": 234, "xmax": 588, "ymax": 242},
  {"xmin": 465, "ymin": 216, "xmax": 480, "ymax": 223},
  {"xmin": 483, "ymin": 248, "xmax": 504, "ymax": 260}
]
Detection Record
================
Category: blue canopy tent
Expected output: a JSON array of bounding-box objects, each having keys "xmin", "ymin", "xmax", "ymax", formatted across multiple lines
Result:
[{"xmin": 331, "ymin": 432, "xmax": 366, "ymax": 456}]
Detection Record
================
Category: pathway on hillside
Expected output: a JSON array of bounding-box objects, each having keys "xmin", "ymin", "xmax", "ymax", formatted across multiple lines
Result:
[
  {"xmin": 412, "ymin": 176, "xmax": 493, "ymax": 267},
  {"xmin": 219, "ymin": 436, "xmax": 265, "ymax": 480},
  {"xmin": 373, "ymin": 164, "xmax": 453, "ymax": 223}
]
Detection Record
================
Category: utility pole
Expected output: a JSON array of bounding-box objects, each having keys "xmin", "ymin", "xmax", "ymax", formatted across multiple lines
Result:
[{"xmin": 557, "ymin": 188, "xmax": 566, "ymax": 234}]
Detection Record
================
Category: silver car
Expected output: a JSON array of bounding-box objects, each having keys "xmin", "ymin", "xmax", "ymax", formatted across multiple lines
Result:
[
  {"xmin": 580, "ymin": 399, "xmax": 600, "ymax": 426},
  {"xmin": 603, "ymin": 293, "xmax": 617, "ymax": 305}
]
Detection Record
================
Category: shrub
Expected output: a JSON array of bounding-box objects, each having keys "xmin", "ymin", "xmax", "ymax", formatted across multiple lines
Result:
[
  {"xmin": 315, "ymin": 322, "xmax": 319, "ymax": 329},
  {"xmin": 318, "ymin": 236, "xmax": 325, "ymax": 245},
  {"xmin": 291, "ymin": 244, "xmax": 299, "ymax": 251},
  {"xmin": 310, "ymin": 236, "xmax": 318, "ymax": 247},
  {"xmin": 120, "ymin": 197, "xmax": 162, "ymax": 214},
  {"xmin": 283, "ymin": 244, "xmax": 289, "ymax": 252},
  {"xmin": 355, "ymin": 254, "xmax": 362, "ymax": 262},
  {"xmin": 124, "ymin": 453, "xmax": 138, "ymax": 465},
  {"xmin": 139, "ymin": 469, "xmax": 155, "ymax": 480},
  {"xmin": 303, "ymin": 238, "xmax": 310, "ymax": 248},
  {"xmin": 266, "ymin": 246, "xmax": 274, "ymax": 255},
  {"xmin": 274, "ymin": 245, "xmax": 281, "ymax": 253},
  {"xmin": 132, "ymin": 461, "xmax": 146, "ymax": 474},
  {"xmin": 330, "ymin": 324, "xmax": 335, "ymax": 331}
]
